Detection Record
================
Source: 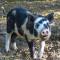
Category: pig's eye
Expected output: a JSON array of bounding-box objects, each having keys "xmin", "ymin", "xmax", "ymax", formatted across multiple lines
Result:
[
  {"xmin": 35, "ymin": 23, "xmax": 39, "ymax": 28},
  {"xmin": 47, "ymin": 23, "xmax": 49, "ymax": 26},
  {"xmin": 44, "ymin": 24, "xmax": 48, "ymax": 28}
]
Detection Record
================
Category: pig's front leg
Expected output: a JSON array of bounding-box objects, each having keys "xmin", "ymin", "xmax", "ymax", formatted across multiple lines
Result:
[{"xmin": 38, "ymin": 41, "xmax": 45, "ymax": 59}]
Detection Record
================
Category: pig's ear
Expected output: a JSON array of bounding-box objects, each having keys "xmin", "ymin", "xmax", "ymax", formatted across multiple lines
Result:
[
  {"xmin": 46, "ymin": 13, "xmax": 54, "ymax": 22},
  {"xmin": 28, "ymin": 14, "xmax": 35, "ymax": 22},
  {"xmin": 46, "ymin": 13, "xmax": 55, "ymax": 26}
]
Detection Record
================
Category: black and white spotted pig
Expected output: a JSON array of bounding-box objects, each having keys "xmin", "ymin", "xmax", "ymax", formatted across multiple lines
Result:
[{"xmin": 5, "ymin": 7, "xmax": 54, "ymax": 59}]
